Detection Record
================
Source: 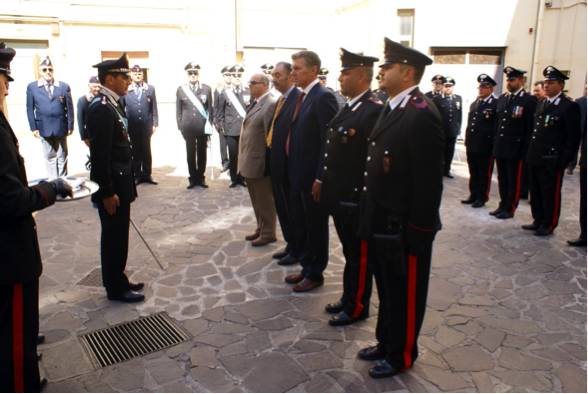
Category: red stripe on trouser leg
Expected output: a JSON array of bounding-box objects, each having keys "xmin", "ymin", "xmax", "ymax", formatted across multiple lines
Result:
[
  {"xmin": 485, "ymin": 157, "xmax": 494, "ymax": 202},
  {"xmin": 549, "ymin": 172, "xmax": 563, "ymax": 231},
  {"xmin": 402, "ymin": 254, "xmax": 417, "ymax": 371},
  {"xmin": 510, "ymin": 160, "xmax": 523, "ymax": 214},
  {"xmin": 352, "ymin": 240, "xmax": 368, "ymax": 318},
  {"xmin": 13, "ymin": 283, "xmax": 24, "ymax": 393}
]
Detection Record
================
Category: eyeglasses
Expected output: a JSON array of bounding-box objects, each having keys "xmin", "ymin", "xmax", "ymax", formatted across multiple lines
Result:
[
  {"xmin": 41, "ymin": 68, "xmax": 53, "ymax": 72},
  {"xmin": 223, "ymin": 73, "xmax": 231, "ymax": 76},
  {"xmin": 443, "ymin": 84, "xmax": 454, "ymax": 87},
  {"xmin": 248, "ymin": 80, "xmax": 263, "ymax": 85},
  {"xmin": 188, "ymin": 71, "xmax": 199, "ymax": 75},
  {"xmin": 232, "ymin": 73, "xmax": 242, "ymax": 77}
]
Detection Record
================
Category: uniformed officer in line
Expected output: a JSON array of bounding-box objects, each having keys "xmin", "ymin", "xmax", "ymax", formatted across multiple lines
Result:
[
  {"xmin": 0, "ymin": 42, "xmax": 73, "ymax": 393},
  {"xmin": 490, "ymin": 66, "xmax": 537, "ymax": 219},
  {"xmin": 213, "ymin": 65, "xmax": 232, "ymax": 173},
  {"xmin": 318, "ymin": 67, "xmax": 347, "ymax": 109},
  {"xmin": 373, "ymin": 75, "xmax": 389, "ymax": 103},
  {"xmin": 76, "ymin": 76, "xmax": 101, "ymax": 147},
  {"xmin": 176, "ymin": 62, "xmax": 213, "ymax": 189},
  {"xmin": 320, "ymin": 48, "xmax": 383, "ymax": 326},
  {"xmin": 425, "ymin": 74, "xmax": 445, "ymax": 99},
  {"xmin": 461, "ymin": 74, "xmax": 498, "ymax": 208},
  {"xmin": 261, "ymin": 63, "xmax": 280, "ymax": 96},
  {"xmin": 121, "ymin": 65, "xmax": 159, "ymax": 185},
  {"xmin": 432, "ymin": 77, "xmax": 462, "ymax": 178},
  {"xmin": 87, "ymin": 53, "xmax": 145, "ymax": 303},
  {"xmin": 217, "ymin": 65, "xmax": 250, "ymax": 187},
  {"xmin": 357, "ymin": 38, "xmax": 444, "ymax": 378},
  {"xmin": 522, "ymin": 66, "xmax": 581, "ymax": 236}
]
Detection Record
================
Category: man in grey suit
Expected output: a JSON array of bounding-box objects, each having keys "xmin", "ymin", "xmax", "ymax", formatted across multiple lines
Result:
[{"xmin": 238, "ymin": 74, "xmax": 278, "ymax": 246}]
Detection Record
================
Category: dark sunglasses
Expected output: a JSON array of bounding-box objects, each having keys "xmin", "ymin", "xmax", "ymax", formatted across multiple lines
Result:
[
  {"xmin": 223, "ymin": 73, "xmax": 231, "ymax": 76},
  {"xmin": 188, "ymin": 71, "xmax": 199, "ymax": 75},
  {"xmin": 232, "ymin": 73, "xmax": 242, "ymax": 77},
  {"xmin": 41, "ymin": 68, "xmax": 53, "ymax": 72},
  {"xmin": 248, "ymin": 80, "xmax": 263, "ymax": 85}
]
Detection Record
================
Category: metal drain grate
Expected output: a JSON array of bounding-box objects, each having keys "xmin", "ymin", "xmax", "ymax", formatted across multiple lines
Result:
[
  {"xmin": 79, "ymin": 313, "xmax": 191, "ymax": 368},
  {"xmin": 77, "ymin": 268, "xmax": 134, "ymax": 287}
]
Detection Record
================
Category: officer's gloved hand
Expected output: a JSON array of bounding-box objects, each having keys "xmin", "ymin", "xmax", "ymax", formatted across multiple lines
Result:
[{"xmin": 46, "ymin": 178, "xmax": 74, "ymax": 199}]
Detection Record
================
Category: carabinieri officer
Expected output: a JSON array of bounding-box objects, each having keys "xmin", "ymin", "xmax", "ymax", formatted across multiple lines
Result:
[{"xmin": 321, "ymin": 48, "xmax": 382, "ymax": 326}]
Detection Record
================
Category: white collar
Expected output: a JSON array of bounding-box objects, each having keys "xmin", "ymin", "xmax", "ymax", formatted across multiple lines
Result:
[
  {"xmin": 548, "ymin": 92, "xmax": 563, "ymax": 103},
  {"xmin": 348, "ymin": 89, "xmax": 369, "ymax": 107},
  {"xmin": 283, "ymin": 85, "xmax": 296, "ymax": 99},
  {"xmin": 101, "ymin": 86, "xmax": 120, "ymax": 102},
  {"xmin": 389, "ymin": 85, "xmax": 418, "ymax": 112},
  {"xmin": 256, "ymin": 92, "xmax": 270, "ymax": 102},
  {"xmin": 510, "ymin": 87, "xmax": 523, "ymax": 97},
  {"xmin": 302, "ymin": 79, "xmax": 320, "ymax": 96}
]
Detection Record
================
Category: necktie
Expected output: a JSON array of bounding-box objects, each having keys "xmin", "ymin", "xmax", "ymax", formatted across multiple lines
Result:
[
  {"xmin": 286, "ymin": 92, "xmax": 306, "ymax": 156},
  {"xmin": 383, "ymin": 101, "xmax": 392, "ymax": 116},
  {"xmin": 136, "ymin": 85, "xmax": 142, "ymax": 100},
  {"xmin": 247, "ymin": 100, "xmax": 257, "ymax": 113},
  {"xmin": 267, "ymin": 96, "xmax": 285, "ymax": 147},
  {"xmin": 45, "ymin": 84, "xmax": 52, "ymax": 99}
]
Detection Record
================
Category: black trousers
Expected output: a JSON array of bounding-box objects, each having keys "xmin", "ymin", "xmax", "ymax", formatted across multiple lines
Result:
[
  {"xmin": 495, "ymin": 158, "xmax": 524, "ymax": 214},
  {"xmin": 0, "ymin": 279, "xmax": 40, "ymax": 393},
  {"xmin": 519, "ymin": 162, "xmax": 530, "ymax": 199},
  {"xmin": 333, "ymin": 216, "xmax": 372, "ymax": 317},
  {"xmin": 184, "ymin": 135, "xmax": 208, "ymax": 183},
  {"xmin": 98, "ymin": 202, "xmax": 131, "ymax": 295},
  {"xmin": 466, "ymin": 152, "xmax": 494, "ymax": 202},
  {"xmin": 227, "ymin": 136, "xmax": 244, "ymax": 184},
  {"xmin": 290, "ymin": 189, "xmax": 329, "ymax": 282},
  {"xmin": 529, "ymin": 165, "xmax": 564, "ymax": 231},
  {"xmin": 444, "ymin": 137, "xmax": 457, "ymax": 174},
  {"xmin": 369, "ymin": 238, "xmax": 433, "ymax": 371},
  {"xmin": 580, "ymin": 165, "xmax": 586, "ymax": 239},
  {"xmin": 129, "ymin": 132, "xmax": 153, "ymax": 179},
  {"xmin": 272, "ymin": 181, "xmax": 297, "ymax": 257},
  {"xmin": 219, "ymin": 131, "xmax": 229, "ymax": 166}
]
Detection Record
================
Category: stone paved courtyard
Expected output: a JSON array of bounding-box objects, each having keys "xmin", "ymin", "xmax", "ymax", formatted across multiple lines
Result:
[{"xmin": 31, "ymin": 148, "xmax": 586, "ymax": 393}]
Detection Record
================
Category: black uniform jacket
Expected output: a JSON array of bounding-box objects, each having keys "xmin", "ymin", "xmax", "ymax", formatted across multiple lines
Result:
[
  {"xmin": 320, "ymin": 89, "xmax": 383, "ymax": 216},
  {"xmin": 578, "ymin": 96, "xmax": 587, "ymax": 168},
  {"xmin": 213, "ymin": 85, "xmax": 226, "ymax": 130},
  {"xmin": 121, "ymin": 83, "xmax": 159, "ymax": 135},
  {"xmin": 0, "ymin": 111, "xmax": 56, "ymax": 285},
  {"xmin": 217, "ymin": 87, "xmax": 251, "ymax": 137},
  {"xmin": 526, "ymin": 95, "xmax": 581, "ymax": 170},
  {"xmin": 86, "ymin": 90, "xmax": 137, "ymax": 204},
  {"xmin": 425, "ymin": 90, "xmax": 441, "ymax": 100},
  {"xmin": 492, "ymin": 90, "xmax": 537, "ymax": 160},
  {"xmin": 358, "ymin": 88, "xmax": 444, "ymax": 249},
  {"xmin": 77, "ymin": 94, "xmax": 92, "ymax": 141},
  {"xmin": 465, "ymin": 96, "xmax": 498, "ymax": 154},
  {"xmin": 432, "ymin": 94, "xmax": 463, "ymax": 138},
  {"xmin": 176, "ymin": 83, "xmax": 213, "ymax": 139},
  {"xmin": 269, "ymin": 87, "xmax": 301, "ymax": 185}
]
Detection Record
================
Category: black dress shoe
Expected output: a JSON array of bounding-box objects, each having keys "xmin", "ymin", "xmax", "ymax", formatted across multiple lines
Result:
[
  {"xmin": 229, "ymin": 182, "xmax": 238, "ymax": 188},
  {"xmin": 239, "ymin": 180, "xmax": 248, "ymax": 187},
  {"xmin": 40, "ymin": 377, "xmax": 48, "ymax": 392},
  {"xmin": 198, "ymin": 181, "xmax": 209, "ymax": 188},
  {"xmin": 144, "ymin": 177, "xmax": 158, "ymax": 185},
  {"xmin": 369, "ymin": 360, "xmax": 400, "ymax": 379},
  {"xmin": 325, "ymin": 300, "xmax": 345, "ymax": 314},
  {"xmin": 329, "ymin": 311, "xmax": 367, "ymax": 326},
  {"xmin": 495, "ymin": 211, "xmax": 514, "ymax": 219},
  {"xmin": 272, "ymin": 250, "xmax": 289, "ymax": 259},
  {"xmin": 135, "ymin": 178, "xmax": 144, "ymax": 185},
  {"xmin": 187, "ymin": 182, "xmax": 196, "ymax": 189},
  {"xmin": 471, "ymin": 200, "xmax": 485, "ymax": 208},
  {"xmin": 129, "ymin": 282, "xmax": 144, "ymax": 291},
  {"xmin": 567, "ymin": 238, "xmax": 587, "ymax": 247},
  {"xmin": 461, "ymin": 196, "xmax": 475, "ymax": 204},
  {"xmin": 358, "ymin": 345, "xmax": 387, "ymax": 361},
  {"xmin": 534, "ymin": 227, "xmax": 553, "ymax": 236},
  {"xmin": 277, "ymin": 255, "xmax": 299, "ymax": 266},
  {"xmin": 221, "ymin": 164, "xmax": 230, "ymax": 173},
  {"xmin": 522, "ymin": 222, "xmax": 540, "ymax": 231},
  {"xmin": 37, "ymin": 333, "xmax": 45, "ymax": 345},
  {"xmin": 107, "ymin": 291, "xmax": 145, "ymax": 303},
  {"xmin": 37, "ymin": 352, "xmax": 42, "ymax": 361},
  {"xmin": 489, "ymin": 207, "xmax": 504, "ymax": 216},
  {"xmin": 444, "ymin": 172, "xmax": 454, "ymax": 179}
]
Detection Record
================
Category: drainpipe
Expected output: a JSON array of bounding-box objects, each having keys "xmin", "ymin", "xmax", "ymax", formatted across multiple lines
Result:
[{"xmin": 529, "ymin": 0, "xmax": 545, "ymax": 85}]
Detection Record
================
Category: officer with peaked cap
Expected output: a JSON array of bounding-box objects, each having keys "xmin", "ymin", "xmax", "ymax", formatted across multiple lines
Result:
[
  {"xmin": 87, "ymin": 53, "xmax": 145, "ymax": 303},
  {"xmin": 523, "ymin": 65, "xmax": 581, "ymax": 236},
  {"xmin": 356, "ymin": 38, "xmax": 444, "ymax": 378},
  {"xmin": 461, "ymin": 74, "xmax": 498, "ymax": 208},
  {"xmin": 432, "ymin": 77, "xmax": 462, "ymax": 178},
  {"xmin": 425, "ymin": 74, "xmax": 446, "ymax": 99},
  {"xmin": 214, "ymin": 65, "xmax": 232, "ymax": 173},
  {"xmin": 217, "ymin": 65, "xmax": 250, "ymax": 187},
  {"xmin": 77, "ymin": 76, "xmax": 101, "ymax": 147},
  {"xmin": 261, "ymin": 63, "xmax": 280, "ymax": 97},
  {"xmin": 0, "ymin": 42, "xmax": 73, "ymax": 393},
  {"xmin": 321, "ymin": 48, "xmax": 383, "ymax": 326},
  {"xmin": 490, "ymin": 66, "xmax": 537, "ymax": 219},
  {"xmin": 176, "ymin": 62, "xmax": 213, "ymax": 189}
]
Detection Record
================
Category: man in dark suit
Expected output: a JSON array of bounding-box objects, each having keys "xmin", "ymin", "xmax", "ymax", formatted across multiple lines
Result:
[
  {"xmin": 218, "ymin": 65, "xmax": 250, "ymax": 188},
  {"xmin": 425, "ymin": 74, "xmax": 445, "ymax": 99},
  {"xmin": 76, "ymin": 76, "xmax": 101, "ymax": 147},
  {"xmin": 0, "ymin": 42, "xmax": 73, "ymax": 393},
  {"xmin": 26, "ymin": 57, "xmax": 74, "ymax": 178},
  {"xmin": 432, "ymin": 77, "xmax": 462, "ymax": 178},
  {"xmin": 523, "ymin": 66, "xmax": 581, "ymax": 236},
  {"xmin": 268, "ymin": 62, "xmax": 301, "ymax": 266},
  {"xmin": 321, "ymin": 49, "xmax": 383, "ymax": 326},
  {"xmin": 490, "ymin": 66, "xmax": 537, "ymax": 219},
  {"xmin": 356, "ymin": 38, "xmax": 444, "ymax": 379},
  {"xmin": 176, "ymin": 62, "xmax": 213, "ymax": 189},
  {"xmin": 283, "ymin": 51, "xmax": 338, "ymax": 292},
  {"xmin": 568, "ymin": 84, "xmax": 587, "ymax": 246},
  {"xmin": 213, "ymin": 65, "xmax": 232, "ymax": 173},
  {"xmin": 566, "ymin": 84, "xmax": 587, "ymax": 174},
  {"xmin": 461, "ymin": 74, "xmax": 498, "ymax": 208},
  {"xmin": 87, "ymin": 53, "xmax": 145, "ymax": 303},
  {"xmin": 121, "ymin": 65, "xmax": 159, "ymax": 185}
]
